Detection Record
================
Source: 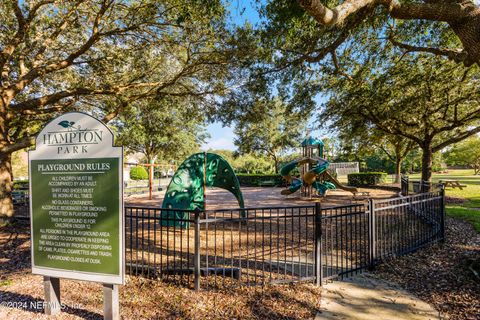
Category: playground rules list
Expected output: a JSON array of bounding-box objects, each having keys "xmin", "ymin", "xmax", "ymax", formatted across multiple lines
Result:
[
  {"xmin": 31, "ymin": 159, "xmax": 119, "ymax": 274},
  {"xmin": 29, "ymin": 112, "xmax": 123, "ymax": 284}
]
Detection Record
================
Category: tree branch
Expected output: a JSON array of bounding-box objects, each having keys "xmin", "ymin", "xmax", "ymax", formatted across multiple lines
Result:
[
  {"xmin": 102, "ymin": 98, "xmax": 130, "ymax": 123},
  {"xmin": 331, "ymin": 51, "xmax": 354, "ymax": 81},
  {"xmin": 389, "ymin": 1, "xmax": 472, "ymax": 22},
  {"xmin": 299, "ymin": 0, "xmax": 470, "ymax": 26},
  {"xmin": 0, "ymin": 135, "xmax": 35, "ymax": 154},
  {"xmin": 432, "ymin": 126, "xmax": 480, "ymax": 152},
  {"xmin": 32, "ymin": 0, "xmax": 86, "ymax": 67},
  {"xmin": 0, "ymin": 1, "xmax": 28, "ymax": 73},
  {"xmin": 298, "ymin": 0, "xmax": 378, "ymax": 26},
  {"xmin": 9, "ymin": 0, "xmax": 112, "ymax": 95},
  {"xmin": 389, "ymin": 35, "xmax": 468, "ymax": 63},
  {"xmin": 27, "ymin": 0, "xmax": 55, "ymax": 22},
  {"xmin": 11, "ymin": 79, "xmax": 172, "ymax": 112},
  {"xmin": 379, "ymin": 144, "xmax": 395, "ymax": 162},
  {"xmin": 358, "ymin": 107, "xmax": 423, "ymax": 144}
]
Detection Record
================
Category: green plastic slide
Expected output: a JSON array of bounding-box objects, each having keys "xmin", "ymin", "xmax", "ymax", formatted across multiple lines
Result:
[{"xmin": 161, "ymin": 153, "xmax": 245, "ymax": 227}]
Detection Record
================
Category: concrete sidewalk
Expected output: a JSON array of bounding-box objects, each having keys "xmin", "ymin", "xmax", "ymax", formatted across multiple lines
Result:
[{"xmin": 316, "ymin": 273, "xmax": 440, "ymax": 320}]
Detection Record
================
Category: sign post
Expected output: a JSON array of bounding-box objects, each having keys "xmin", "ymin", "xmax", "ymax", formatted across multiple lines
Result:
[{"xmin": 29, "ymin": 112, "xmax": 124, "ymax": 318}]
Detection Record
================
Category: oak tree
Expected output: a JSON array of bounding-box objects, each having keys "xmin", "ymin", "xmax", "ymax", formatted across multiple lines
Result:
[
  {"xmin": 444, "ymin": 136, "xmax": 480, "ymax": 174},
  {"xmin": 116, "ymin": 96, "xmax": 208, "ymax": 164},
  {"xmin": 298, "ymin": 0, "xmax": 480, "ymax": 66},
  {"xmin": 0, "ymin": 0, "xmax": 232, "ymax": 217},
  {"xmin": 322, "ymin": 54, "xmax": 480, "ymax": 182},
  {"xmin": 232, "ymin": 97, "xmax": 308, "ymax": 174}
]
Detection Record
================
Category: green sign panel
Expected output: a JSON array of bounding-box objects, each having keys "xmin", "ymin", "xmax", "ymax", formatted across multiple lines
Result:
[{"xmin": 29, "ymin": 112, "xmax": 124, "ymax": 284}]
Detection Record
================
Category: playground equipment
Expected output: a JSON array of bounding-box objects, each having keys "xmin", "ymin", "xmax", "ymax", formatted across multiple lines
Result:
[
  {"xmin": 161, "ymin": 152, "xmax": 245, "ymax": 227},
  {"xmin": 280, "ymin": 137, "xmax": 357, "ymax": 197}
]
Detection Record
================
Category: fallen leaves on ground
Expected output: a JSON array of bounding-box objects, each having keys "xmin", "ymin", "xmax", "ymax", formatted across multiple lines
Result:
[
  {"xmin": 0, "ymin": 222, "xmax": 321, "ymax": 319},
  {"xmin": 374, "ymin": 218, "xmax": 480, "ymax": 320}
]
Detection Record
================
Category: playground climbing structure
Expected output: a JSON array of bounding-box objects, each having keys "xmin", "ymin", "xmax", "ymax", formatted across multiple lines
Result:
[
  {"xmin": 161, "ymin": 152, "xmax": 245, "ymax": 227},
  {"xmin": 280, "ymin": 137, "xmax": 357, "ymax": 197}
]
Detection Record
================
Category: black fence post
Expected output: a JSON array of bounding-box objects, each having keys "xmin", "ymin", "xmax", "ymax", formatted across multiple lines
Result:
[
  {"xmin": 368, "ymin": 199, "xmax": 377, "ymax": 269},
  {"xmin": 194, "ymin": 209, "xmax": 201, "ymax": 291},
  {"xmin": 404, "ymin": 176, "xmax": 410, "ymax": 196},
  {"xmin": 439, "ymin": 185, "xmax": 446, "ymax": 243},
  {"xmin": 401, "ymin": 176, "xmax": 408, "ymax": 196},
  {"xmin": 314, "ymin": 202, "xmax": 322, "ymax": 286},
  {"xmin": 405, "ymin": 176, "xmax": 409, "ymax": 196}
]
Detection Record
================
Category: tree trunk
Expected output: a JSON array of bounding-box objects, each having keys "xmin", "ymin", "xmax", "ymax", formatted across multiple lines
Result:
[
  {"xmin": 272, "ymin": 154, "xmax": 279, "ymax": 174},
  {"xmin": 421, "ymin": 144, "xmax": 433, "ymax": 191},
  {"xmin": 394, "ymin": 158, "xmax": 402, "ymax": 184},
  {"xmin": 0, "ymin": 152, "xmax": 14, "ymax": 218}
]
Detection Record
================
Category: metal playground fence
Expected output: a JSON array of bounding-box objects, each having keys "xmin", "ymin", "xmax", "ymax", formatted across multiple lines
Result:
[
  {"xmin": 125, "ymin": 189, "xmax": 445, "ymax": 290},
  {"xmin": 400, "ymin": 175, "xmax": 443, "ymax": 195}
]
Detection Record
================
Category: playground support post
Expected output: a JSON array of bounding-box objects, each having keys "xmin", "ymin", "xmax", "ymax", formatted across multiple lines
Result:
[{"xmin": 314, "ymin": 202, "xmax": 322, "ymax": 286}]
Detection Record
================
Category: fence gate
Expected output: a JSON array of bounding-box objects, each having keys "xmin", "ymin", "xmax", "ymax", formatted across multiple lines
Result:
[{"xmin": 318, "ymin": 204, "xmax": 370, "ymax": 281}]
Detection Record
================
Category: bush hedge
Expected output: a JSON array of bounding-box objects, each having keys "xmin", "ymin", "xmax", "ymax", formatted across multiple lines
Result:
[
  {"xmin": 236, "ymin": 174, "xmax": 284, "ymax": 187},
  {"xmin": 13, "ymin": 180, "xmax": 29, "ymax": 190},
  {"xmin": 130, "ymin": 166, "xmax": 149, "ymax": 180},
  {"xmin": 347, "ymin": 172, "xmax": 387, "ymax": 187}
]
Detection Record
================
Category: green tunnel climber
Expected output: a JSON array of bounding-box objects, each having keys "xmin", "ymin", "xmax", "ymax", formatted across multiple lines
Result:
[{"xmin": 161, "ymin": 152, "xmax": 245, "ymax": 227}]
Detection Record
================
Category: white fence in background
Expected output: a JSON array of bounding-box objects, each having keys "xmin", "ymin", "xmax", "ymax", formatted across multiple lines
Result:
[{"xmin": 329, "ymin": 162, "xmax": 359, "ymax": 176}]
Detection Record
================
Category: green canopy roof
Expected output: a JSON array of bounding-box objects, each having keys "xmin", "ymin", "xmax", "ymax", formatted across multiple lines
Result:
[{"xmin": 301, "ymin": 136, "xmax": 324, "ymax": 147}]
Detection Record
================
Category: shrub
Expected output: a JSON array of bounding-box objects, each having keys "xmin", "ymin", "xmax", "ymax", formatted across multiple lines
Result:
[
  {"xmin": 130, "ymin": 166, "xmax": 149, "ymax": 180},
  {"xmin": 347, "ymin": 172, "xmax": 387, "ymax": 187},
  {"xmin": 236, "ymin": 174, "xmax": 284, "ymax": 187},
  {"xmin": 13, "ymin": 180, "xmax": 29, "ymax": 190}
]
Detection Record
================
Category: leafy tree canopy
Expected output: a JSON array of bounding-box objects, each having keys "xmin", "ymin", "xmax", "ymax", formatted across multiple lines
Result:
[
  {"xmin": 297, "ymin": 0, "xmax": 480, "ymax": 66},
  {"xmin": 443, "ymin": 136, "xmax": 480, "ymax": 174},
  {"xmin": 0, "ymin": 0, "xmax": 234, "ymax": 217},
  {"xmin": 232, "ymin": 97, "xmax": 308, "ymax": 173},
  {"xmin": 116, "ymin": 96, "xmax": 208, "ymax": 163},
  {"xmin": 321, "ymin": 52, "xmax": 480, "ymax": 181}
]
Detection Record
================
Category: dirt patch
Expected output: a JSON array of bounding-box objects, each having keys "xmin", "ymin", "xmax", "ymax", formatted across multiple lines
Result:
[{"xmin": 374, "ymin": 218, "xmax": 480, "ymax": 320}]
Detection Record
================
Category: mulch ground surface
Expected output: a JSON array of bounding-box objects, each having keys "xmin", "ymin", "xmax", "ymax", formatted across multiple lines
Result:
[
  {"xmin": 374, "ymin": 217, "xmax": 480, "ymax": 320},
  {"xmin": 2, "ymin": 217, "xmax": 478, "ymax": 319},
  {"xmin": 0, "ymin": 222, "xmax": 322, "ymax": 319}
]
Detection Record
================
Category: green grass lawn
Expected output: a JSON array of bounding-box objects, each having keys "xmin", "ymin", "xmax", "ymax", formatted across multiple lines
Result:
[{"xmin": 410, "ymin": 169, "xmax": 480, "ymax": 232}]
